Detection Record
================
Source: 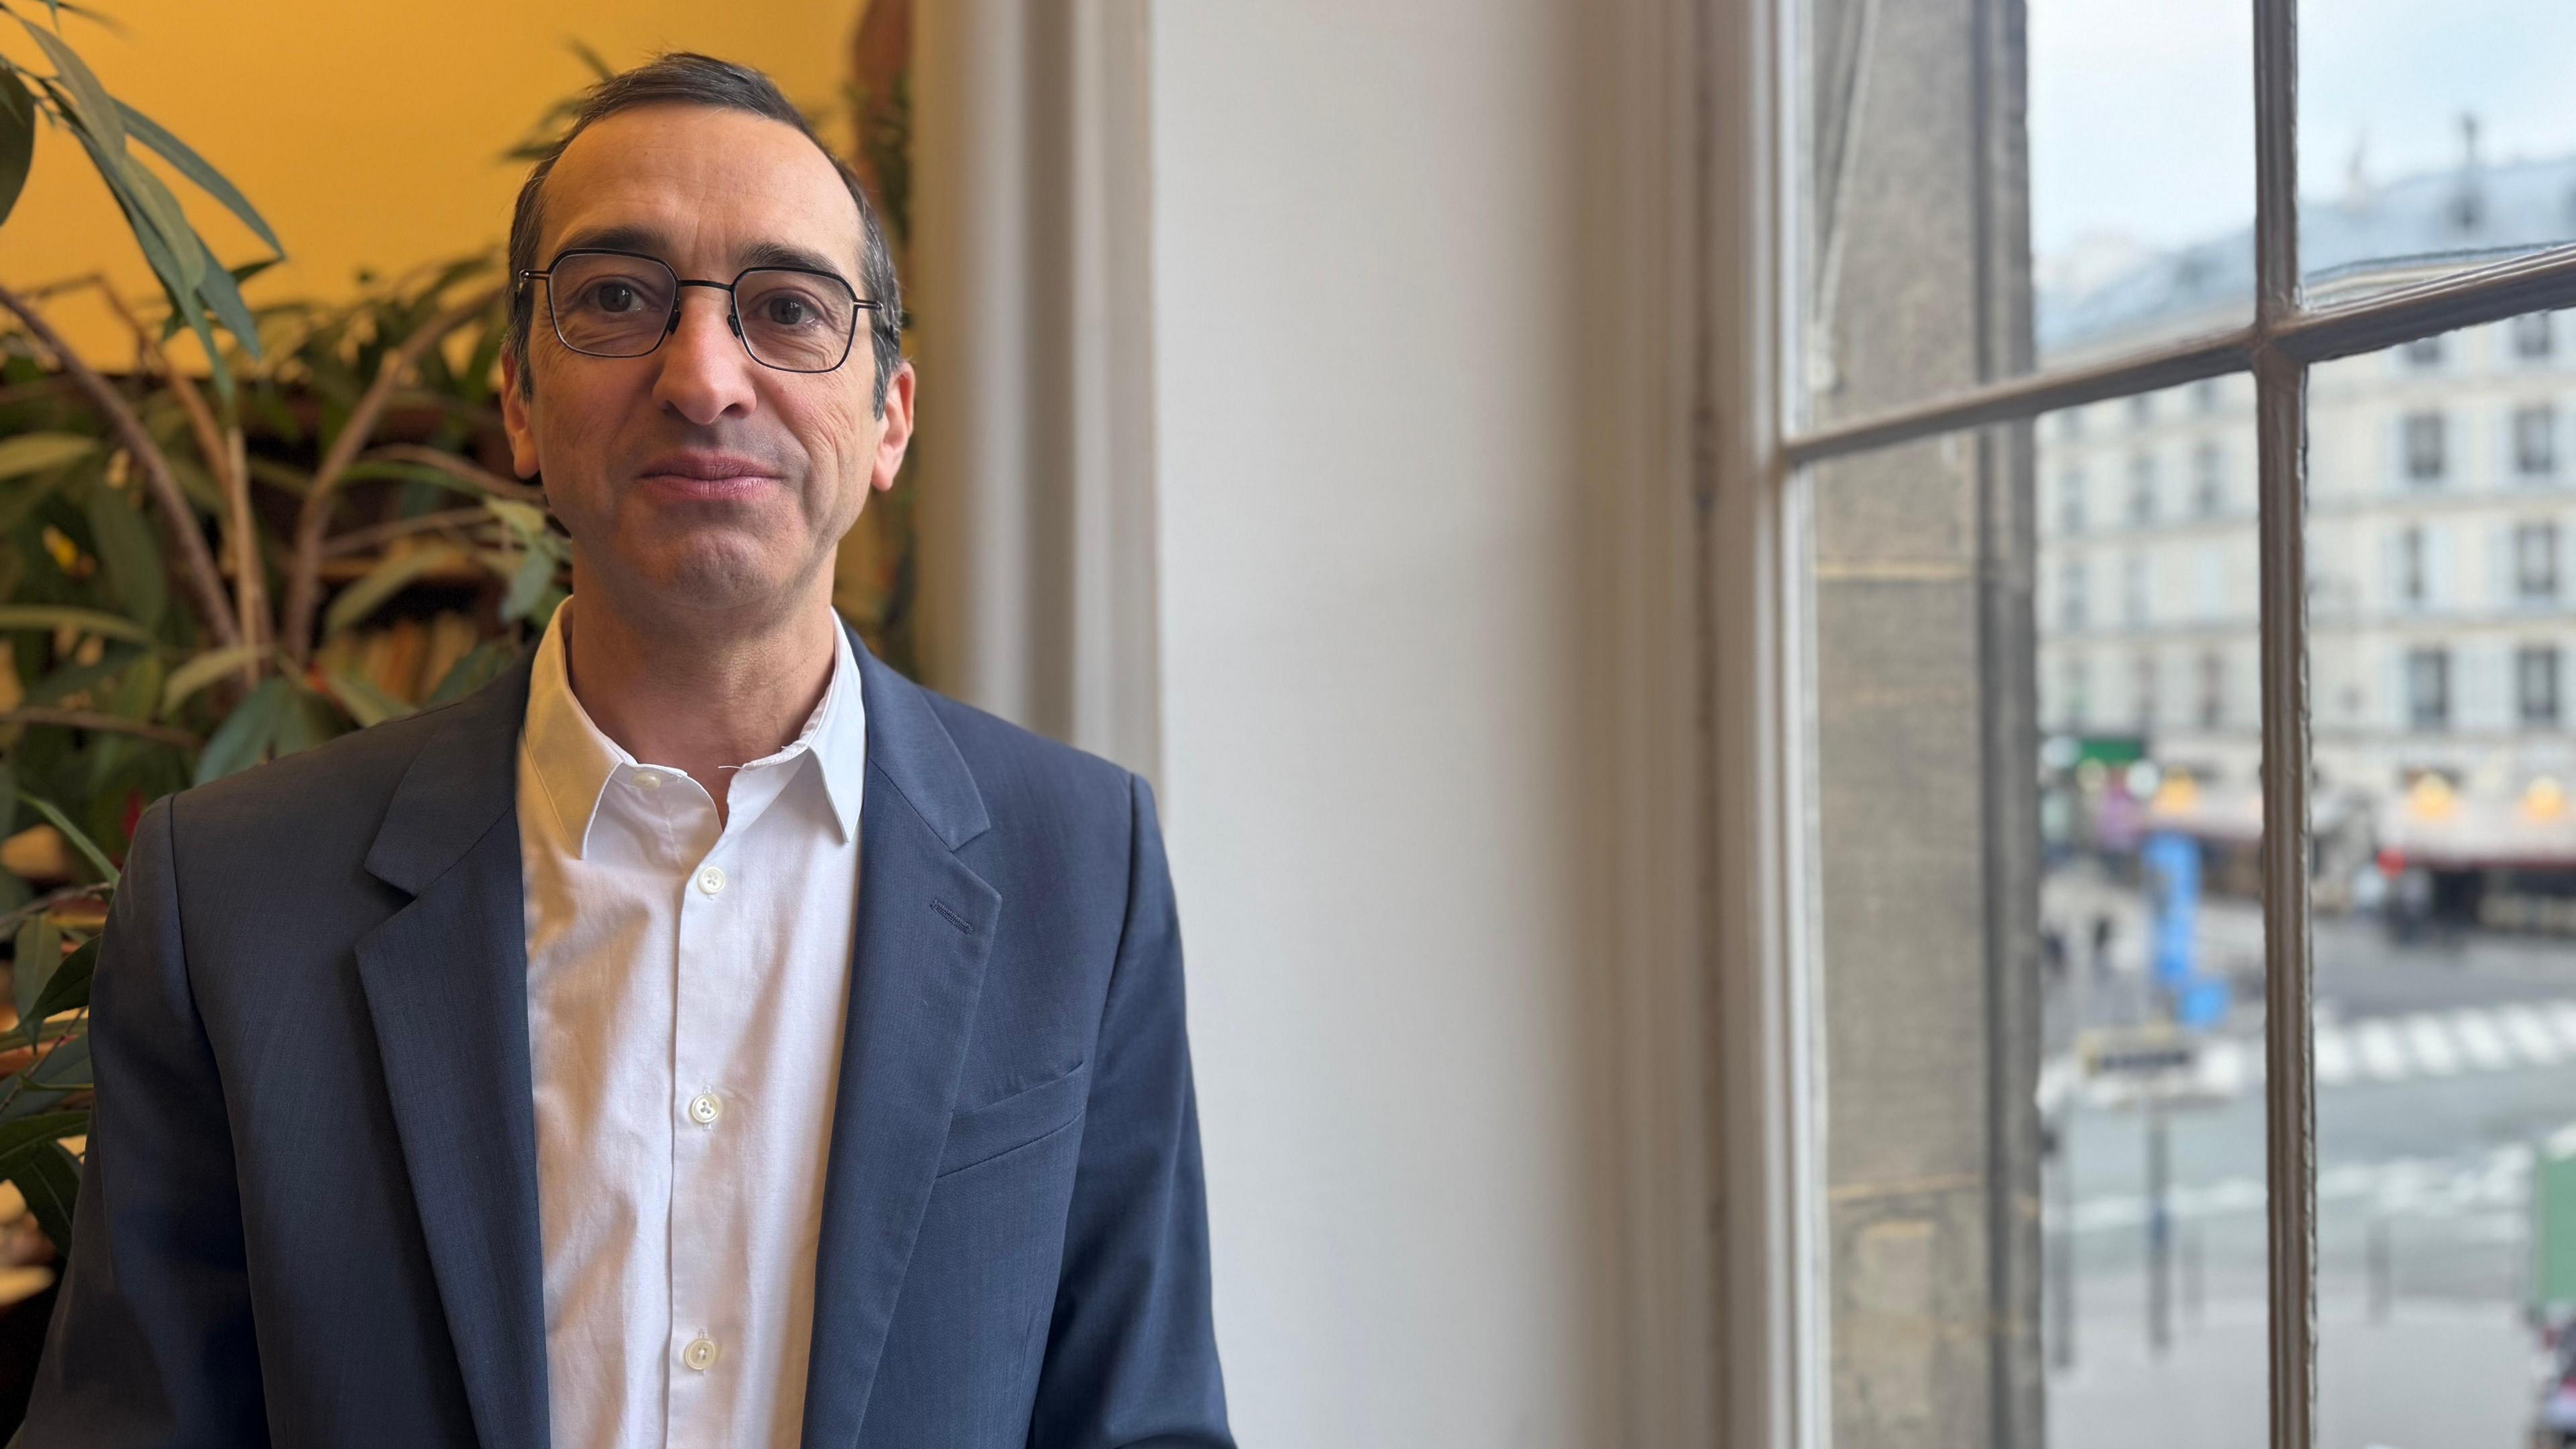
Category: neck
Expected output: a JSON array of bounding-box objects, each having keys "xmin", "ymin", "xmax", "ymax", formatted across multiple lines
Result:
[{"xmin": 557, "ymin": 584, "xmax": 841, "ymax": 814}]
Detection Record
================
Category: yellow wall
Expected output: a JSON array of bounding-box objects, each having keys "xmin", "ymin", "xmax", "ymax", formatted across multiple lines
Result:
[{"xmin": 0, "ymin": 1, "xmax": 865, "ymax": 365}]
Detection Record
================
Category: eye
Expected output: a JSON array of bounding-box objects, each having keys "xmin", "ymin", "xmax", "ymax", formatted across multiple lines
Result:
[
  {"xmin": 586, "ymin": 281, "xmax": 643, "ymax": 314},
  {"xmin": 761, "ymin": 294, "xmax": 816, "ymax": 327}
]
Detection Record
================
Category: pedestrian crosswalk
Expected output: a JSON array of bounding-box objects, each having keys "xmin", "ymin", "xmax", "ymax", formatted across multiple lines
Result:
[{"xmin": 2042, "ymin": 998, "xmax": 2576, "ymax": 1112}]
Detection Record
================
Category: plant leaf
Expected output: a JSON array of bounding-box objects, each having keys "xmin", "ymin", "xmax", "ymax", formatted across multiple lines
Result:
[
  {"xmin": 113, "ymin": 152, "xmax": 205, "ymax": 309},
  {"xmin": 499, "ymin": 543, "xmax": 554, "ymax": 623},
  {"xmin": 270, "ymin": 684, "xmax": 342, "ymax": 758},
  {"xmin": 12, "ymin": 792, "xmax": 116, "ymax": 884},
  {"xmin": 160, "ymin": 643, "xmax": 266, "ymax": 717},
  {"xmin": 0, "ymin": 432, "xmax": 97, "ymax": 480},
  {"xmin": 25, "ymin": 932, "xmax": 95, "ymax": 1030},
  {"xmin": 15, "ymin": 16, "xmax": 124, "ymax": 158},
  {"xmin": 0, "ymin": 68, "xmax": 34, "ymax": 228},
  {"xmin": 321, "ymin": 667, "xmax": 414, "ymax": 729},
  {"xmin": 192, "ymin": 676, "xmax": 288, "ymax": 785},
  {"xmin": 83, "ymin": 482, "xmax": 165, "ymax": 631},
  {"xmin": 113, "ymin": 97, "xmax": 280, "ymax": 252},
  {"xmin": 11, "ymin": 916, "xmax": 58, "ymax": 1024},
  {"xmin": 323, "ymin": 543, "xmax": 466, "ymax": 637},
  {"xmin": 0, "ymin": 1113, "xmax": 86, "ymax": 1173},
  {"xmin": 4, "ymin": 1140, "xmax": 82, "ymax": 1255},
  {"xmin": 0, "ymin": 604, "xmax": 152, "ymax": 644},
  {"xmin": 425, "ymin": 639, "xmax": 513, "ymax": 706}
]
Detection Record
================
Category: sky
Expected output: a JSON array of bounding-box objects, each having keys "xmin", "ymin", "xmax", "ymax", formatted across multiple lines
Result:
[{"xmin": 2027, "ymin": 0, "xmax": 2576, "ymax": 266}]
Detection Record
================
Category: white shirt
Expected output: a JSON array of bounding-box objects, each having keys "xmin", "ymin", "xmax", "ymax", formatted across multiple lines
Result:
[{"xmin": 516, "ymin": 594, "xmax": 866, "ymax": 1449}]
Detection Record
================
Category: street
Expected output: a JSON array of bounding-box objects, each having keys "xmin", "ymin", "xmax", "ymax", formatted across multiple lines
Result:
[{"xmin": 2041, "ymin": 865, "xmax": 2576, "ymax": 1449}]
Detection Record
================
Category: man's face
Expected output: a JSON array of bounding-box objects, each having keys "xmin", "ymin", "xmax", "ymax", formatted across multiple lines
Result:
[{"xmin": 500, "ymin": 103, "xmax": 912, "ymax": 628}]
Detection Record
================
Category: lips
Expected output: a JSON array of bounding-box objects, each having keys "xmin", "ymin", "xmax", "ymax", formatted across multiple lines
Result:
[{"xmin": 634, "ymin": 451, "xmax": 784, "ymax": 500}]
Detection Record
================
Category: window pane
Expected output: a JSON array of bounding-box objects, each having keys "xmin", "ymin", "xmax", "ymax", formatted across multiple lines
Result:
[
  {"xmin": 2310, "ymin": 317, "xmax": 2576, "ymax": 1447},
  {"xmin": 2301, "ymin": 1, "xmax": 2576, "ymax": 301},
  {"xmin": 1799, "ymin": 0, "xmax": 2251, "ymax": 426},
  {"xmin": 1806, "ymin": 381, "xmax": 2263, "ymax": 1447}
]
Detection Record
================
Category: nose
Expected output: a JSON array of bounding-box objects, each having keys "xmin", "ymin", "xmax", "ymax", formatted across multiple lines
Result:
[{"xmin": 650, "ymin": 287, "xmax": 760, "ymax": 426}]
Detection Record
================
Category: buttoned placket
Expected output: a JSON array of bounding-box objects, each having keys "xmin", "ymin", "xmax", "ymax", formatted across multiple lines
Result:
[{"xmin": 645, "ymin": 741, "xmax": 820, "ymax": 1439}]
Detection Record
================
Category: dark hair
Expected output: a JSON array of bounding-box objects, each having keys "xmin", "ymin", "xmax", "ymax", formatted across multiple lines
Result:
[{"xmin": 505, "ymin": 52, "xmax": 903, "ymax": 415}]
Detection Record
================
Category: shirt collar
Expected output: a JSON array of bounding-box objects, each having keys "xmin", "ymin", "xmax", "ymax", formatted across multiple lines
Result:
[{"xmin": 520, "ymin": 594, "xmax": 867, "ymax": 857}]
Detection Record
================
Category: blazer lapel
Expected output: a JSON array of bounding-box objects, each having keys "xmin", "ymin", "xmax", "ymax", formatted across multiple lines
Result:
[
  {"xmin": 354, "ymin": 649, "xmax": 552, "ymax": 1449},
  {"xmin": 800, "ymin": 627, "xmax": 1001, "ymax": 1449}
]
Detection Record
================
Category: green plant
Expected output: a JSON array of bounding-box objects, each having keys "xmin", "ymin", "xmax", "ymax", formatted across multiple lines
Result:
[{"xmin": 0, "ymin": 5, "xmax": 569, "ymax": 1305}]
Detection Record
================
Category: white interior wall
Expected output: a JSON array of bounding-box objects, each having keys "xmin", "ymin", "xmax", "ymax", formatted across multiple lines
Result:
[{"xmin": 1146, "ymin": 5, "xmax": 1621, "ymax": 1444}]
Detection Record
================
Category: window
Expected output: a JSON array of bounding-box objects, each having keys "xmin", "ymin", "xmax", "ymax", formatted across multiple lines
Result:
[
  {"xmin": 2513, "ymin": 311, "xmax": 2556, "ymax": 360},
  {"xmin": 2059, "ymin": 468, "xmax": 2086, "ymax": 535},
  {"xmin": 2515, "ymin": 404, "xmax": 2559, "ymax": 478},
  {"xmin": 2518, "ymin": 521, "xmax": 2559, "ymax": 601},
  {"xmin": 2193, "ymin": 376, "xmax": 2220, "ymax": 414},
  {"xmin": 2519, "ymin": 645, "xmax": 2561, "ymax": 725},
  {"xmin": 2193, "ymin": 441, "xmax": 2224, "ymax": 516},
  {"xmin": 2060, "ymin": 557, "xmax": 2087, "ymax": 631},
  {"xmin": 2399, "ymin": 525, "xmax": 2428, "ymax": 606},
  {"xmin": 2403, "ymin": 411, "xmax": 2447, "ymax": 484},
  {"xmin": 2407, "ymin": 647, "xmax": 2451, "ymax": 729},
  {"xmin": 1766, "ymin": 1, "xmax": 2576, "ymax": 1443}
]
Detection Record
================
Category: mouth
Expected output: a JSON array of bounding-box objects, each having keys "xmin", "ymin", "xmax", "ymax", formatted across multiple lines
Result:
[{"xmin": 634, "ymin": 452, "xmax": 785, "ymax": 502}]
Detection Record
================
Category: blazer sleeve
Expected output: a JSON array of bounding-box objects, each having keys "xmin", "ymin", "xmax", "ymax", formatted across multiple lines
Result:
[
  {"xmin": 23, "ymin": 796, "xmax": 267, "ymax": 1446},
  {"xmin": 1025, "ymin": 772, "xmax": 1233, "ymax": 1449}
]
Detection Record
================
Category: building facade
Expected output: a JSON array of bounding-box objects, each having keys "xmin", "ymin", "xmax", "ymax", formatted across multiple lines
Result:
[{"xmin": 2037, "ymin": 153, "xmax": 2576, "ymax": 911}]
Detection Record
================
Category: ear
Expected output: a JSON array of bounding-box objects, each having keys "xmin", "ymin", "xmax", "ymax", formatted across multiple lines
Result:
[
  {"xmin": 869, "ymin": 360, "xmax": 916, "ymax": 494},
  {"xmin": 498, "ymin": 345, "xmax": 541, "ymax": 480}
]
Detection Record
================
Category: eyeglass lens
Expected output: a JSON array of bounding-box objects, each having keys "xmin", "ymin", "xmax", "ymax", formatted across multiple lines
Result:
[{"xmin": 547, "ymin": 252, "xmax": 857, "ymax": 372}]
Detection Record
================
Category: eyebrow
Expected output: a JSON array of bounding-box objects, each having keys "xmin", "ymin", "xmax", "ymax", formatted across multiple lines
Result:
[{"xmin": 548, "ymin": 223, "xmax": 858, "ymax": 294}]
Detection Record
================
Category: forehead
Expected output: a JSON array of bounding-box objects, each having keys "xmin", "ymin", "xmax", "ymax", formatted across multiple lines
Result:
[{"xmin": 537, "ymin": 103, "xmax": 863, "ymax": 277}]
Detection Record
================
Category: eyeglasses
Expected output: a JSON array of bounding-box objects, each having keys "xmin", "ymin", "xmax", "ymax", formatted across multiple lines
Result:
[{"xmin": 517, "ymin": 248, "xmax": 886, "ymax": 374}]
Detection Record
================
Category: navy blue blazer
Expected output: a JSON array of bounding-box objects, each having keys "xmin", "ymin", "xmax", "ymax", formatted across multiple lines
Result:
[{"xmin": 23, "ymin": 615, "xmax": 1230, "ymax": 1448}]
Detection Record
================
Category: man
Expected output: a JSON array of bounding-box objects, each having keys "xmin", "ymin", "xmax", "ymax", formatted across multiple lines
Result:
[{"xmin": 26, "ymin": 53, "xmax": 1230, "ymax": 1449}]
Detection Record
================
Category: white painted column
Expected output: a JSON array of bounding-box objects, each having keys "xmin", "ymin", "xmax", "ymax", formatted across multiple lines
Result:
[{"xmin": 911, "ymin": 0, "xmax": 1161, "ymax": 777}]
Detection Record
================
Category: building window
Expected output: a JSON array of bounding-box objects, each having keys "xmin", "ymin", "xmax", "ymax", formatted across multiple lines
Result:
[
  {"xmin": 2520, "ymin": 645, "xmax": 2561, "ymax": 726},
  {"xmin": 2408, "ymin": 647, "xmax": 2452, "ymax": 730},
  {"xmin": 2404, "ymin": 411, "xmax": 2447, "ymax": 484},
  {"xmin": 2403, "ymin": 334, "xmax": 2447, "ymax": 369},
  {"xmin": 2516, "ymin": 405, "xmax": 2559, "ymax": 478},
  {"xmin": 2059, "ymin": 558, "xmax": 2086, "ymax": 631},
  {"xmin": 2066, "ymin": 658, "xmax": 2089, "ymax": 730},
  {"xmin": 2514, "ymin": 311, "xmax": 2556, "ymax": 361},
  {"xmin": 2058, "ymin": 468, "xmax": 2086, "ymax": 535},
  {"xmin": 2128, "ymin": 452, "xmax": 2156, "ymax": 524},
  {"xmin": 2192, "ymin": 441, "xmax": 2223, "ymax": 516},
  {"xmin": 2121, "ymin": 552, "xmax": 2148, "ymax": 627},
  {"xmin": 2192, "ymin": 376, "xmax": 2220, "ymax": 414},
  {"xmin": 2129, "ymin": 393, "xmax": 2153, "ymax": 425},
  {"xmin": 2133, "ymin": 650, "xmax": 2157, "ymax": 730},
  {"xmin": 2520, "ymin": 522, "xmax": 2561, "ymax": 601},
  {"xmin": 2057, "ymin": 408, "xmax": 2083, "ymax": 439},
  {"xmin": 2400, "ymin": 525, "xmax": 2428, "ymax": 606},
  {"xmin": 2196, "ymin": 649, "xmax": 2224, "ymax": 728}
]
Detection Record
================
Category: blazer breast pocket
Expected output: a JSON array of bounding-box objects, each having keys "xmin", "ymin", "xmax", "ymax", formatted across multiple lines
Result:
[{"xmin": 936, "ymin": 1059, "xmax": 1090, "ymax": 1177}]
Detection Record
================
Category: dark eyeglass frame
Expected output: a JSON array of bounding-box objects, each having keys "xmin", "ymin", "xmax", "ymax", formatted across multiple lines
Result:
[{"xmin": 516, "ymin": 247, "xmax": 887, "ymax": 375}]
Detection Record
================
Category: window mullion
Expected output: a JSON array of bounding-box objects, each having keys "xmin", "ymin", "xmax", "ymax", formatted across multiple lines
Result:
[{"xmin": 2249, "ymin": 1, "xmax": 2316, "ymax": 1448}]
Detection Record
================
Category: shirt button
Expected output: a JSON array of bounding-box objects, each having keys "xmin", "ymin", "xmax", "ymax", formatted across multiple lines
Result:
[
  {"xmin": 688, "ymin": 1091, "xmax": 722, "ymax": 1126},
  {"xmin": 682, "ymin": 1336, "xmax": 719, "ymax": 1372},
  {"xmin": 697, "ymin": 865, "xmax": 727, "ymax": 896},
  {"xmin": 633, "ymin": 771, "xmax": 662, "ymax": 790}
]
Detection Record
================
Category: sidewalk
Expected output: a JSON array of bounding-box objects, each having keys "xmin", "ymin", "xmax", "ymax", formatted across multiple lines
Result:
[{"xmin": 2049, "ymin": 1290, "xmax": 2536, "ymax": 1449}]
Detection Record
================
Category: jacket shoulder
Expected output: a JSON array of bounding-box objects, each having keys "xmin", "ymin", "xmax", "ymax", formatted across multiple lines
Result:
[
  {"xmin": 914, "ymin": 684, "xmax": 1137, "ymax": 825},
  {"xmin": 160, "ymin": 690, "xmax": 476, "ymax": 857}
]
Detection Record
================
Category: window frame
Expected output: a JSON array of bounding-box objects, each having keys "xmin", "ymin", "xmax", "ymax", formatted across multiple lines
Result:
[{"xmin": 1707, "ymin": 2, "xmax": 2576, "ymax": 1446}]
